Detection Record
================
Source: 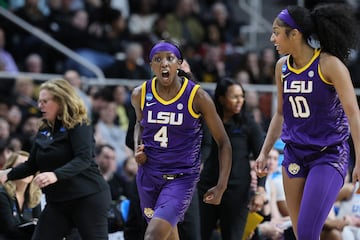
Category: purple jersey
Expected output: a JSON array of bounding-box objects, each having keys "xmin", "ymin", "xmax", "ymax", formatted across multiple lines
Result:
[
  {"xmin": 140, "ymin": 77, "xmax": 203, "ymax": 174},
  {"xmin": 281, "ymin": 49, "xmax": 349, "ymax": 147}
]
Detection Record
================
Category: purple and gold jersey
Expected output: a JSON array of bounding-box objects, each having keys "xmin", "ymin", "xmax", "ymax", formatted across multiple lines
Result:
[
  {"xmin": 281, "ymin": 49, "xmax": 349, "ymax": 147},
  {"xmin": 140, "ymin": 77, "xmax": 203, "ymax": 174}
]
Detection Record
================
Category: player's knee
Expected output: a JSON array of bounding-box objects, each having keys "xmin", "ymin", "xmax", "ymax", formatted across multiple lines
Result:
[
  {"xmin": 297, "ymin": 223, "xmax": 320, "ymax": 240},
  {"xmin": 144, "ymin": 219, "xmax": 174, "ymax": 240}
]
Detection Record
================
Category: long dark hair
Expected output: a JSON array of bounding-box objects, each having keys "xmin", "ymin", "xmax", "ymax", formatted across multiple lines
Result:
[
  {"xmin": 278, "ymin": 4, "xmax": 359, "ymax": 63},
  {"xmin": 214, "ymin": 78, "xmax": 247, "ymax": 124}
]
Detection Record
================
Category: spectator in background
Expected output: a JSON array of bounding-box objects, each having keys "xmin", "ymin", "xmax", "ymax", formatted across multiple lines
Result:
[
  {"xmin": 95, "ymin": 144, "xmax": 131, "ymax": 200},
  {"xmin": 12, "ymin": 76, "xmax": 39, "ymax": 121},
  {"xmin": 234, "ymin": 69, "xmax": 251, "ymax": 85},
  {"xmin": 266, "ymin": 148, "xmax": 288, "ymax": 217},
  {"xmin": 128, "ymin": 0, "xmax": 158, "ymax": 38},
  {"xmin": 0, "ymin": 97, "xmax": 12, "ymax": 119},
  {"xmin": 0, "ymin": 151, "xmax": 42, "ymax": 240},
  {"xmin": 46, "ymin": 0, "xmax": 77, "ymax": 28},
  {"xmin": 165, "ymin": 0, "xmax": 204, "ymax": 47},
  {"xmin": 63, "ymin": 69, "xmax": 92, "ymax": 115},
  {"xmin": 6, "ymin": 104, "xmax": 22, "ymax": 135},
  {"xmin": 18, "ymin": 114, "xmax": 39, "ymax": 153},
  {"xmin": 0, "ymin": 27, "xmax": 19, "ymax": 73},
  {"xmin": 198, "ymin": 21, "xmax": 231, "ymax": 77},
  {"xmin": 334, "ymin": 180, "xmax": 360, "ymax": 240},
  {"xmin": 112, "ymin": 85, "xmax": 132, "ymax": 132},
  {"xmin": 119, "ymin": 156, "xmax": 138, "ymax": 183},
  {"xmin": 0, "ymin": 139, "xmax": 12, "ymax": 169},
  {"xmin": 110, "ymin": 0, "xmax": 130, "ymax": 19},
  {"xmin": 23, "ymin": 53, "xmax": 43, "ymax": 74},
  {"xmin": 208, "ymin": 2, "xmax": 245, "ymax": 46},
  {"xmin": 320, "ymin": 207, "xmax": 347, "ymax": 240},
  {"xmin": 241, "ymin": 51, "xmax": 261, "ymax": 84},
  {"xmin": 11, "ymin": 0, "xmax": 48, "ymax": 67},
  {"xmin": 148, "ymin": 15, "xmax": 170, "ymax": 44},
  {"xmin": 245, "ymin": 90, "xmax": 260, "ymax": 112},
  {"xmin": 0, "ymin": 117, "xmax": 11, "ymax": 143},
  {"xmin": 59, "ymin": 8, "xmax": 116, "ymax": 77},
  {"xmin": 197, "ymin": 45, "xmax": 226, "ymax": 82},
  {"xmin": 95, "ymin": 143, "xmax": 118, "ymax": 182},
  {"xmin": 51, "ymin": 8, "xmax": 91, "ymax": 68},
  {"xmin": 104, "ymin": 42, "xmax": 150, "ymax": 80},
  {"xmin": 89, "ymin": 86, "xmax": 113, "ymax": 125},
  {"xmin": 94, "ymin": 101, "xmax": 132, "ymax": 167},
  {"xmin": 88, "ymin": 4, "xmax": 129, "ymax": 53},
  {"xmin": 259, "ymin": 47, "xmax": 277, "ymax": 84},
  {"xmin": 245, "ymin": 89, "xmax": 269, "ymax": 130},
  {"xmin": 7, "ymin": 136, "xmax": 22, "ymax": 153},
  {"xmin": 94, "ymin": 143, "xmax": 131, "ymax": 235},
  {"xmin": 59, "ymin": 4, "xmax": 129, "ymax": 77}
]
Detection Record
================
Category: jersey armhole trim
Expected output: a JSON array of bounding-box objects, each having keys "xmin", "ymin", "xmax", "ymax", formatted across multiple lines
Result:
[
  {"xmin": 188, "ymin": 84, "xmax": 201, "ymax": 118},
  {"xmin": 318, "ymin": 64, "xmax": 333, "ymax": 85},
  {"xmin": 140, "ymin": 81, "xmax": 147, "ymax": 110}
]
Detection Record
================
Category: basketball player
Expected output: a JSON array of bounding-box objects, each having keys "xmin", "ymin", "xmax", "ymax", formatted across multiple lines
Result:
[
  {"xmin": 131, "ymin": 40, "xmax": 232, "ymax": 240},
  {"xmin": 255, "ymin": 4, "xmax": 360, "ymax": 240}
]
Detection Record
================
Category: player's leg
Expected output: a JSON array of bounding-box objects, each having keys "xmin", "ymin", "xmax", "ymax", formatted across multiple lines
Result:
[
  {"xmin": 297, "ymin": 164, "xmax": 343, "ymax": 240},
  {"xmin": 143, "ymin": 173, "xmax": 198, "ymax": 240},
  {"xmin": 145, "ymin": 217, "xmax": 178, "ymax": 240},
  {"xmin": 282, "ymin": 168, "xmax": 305, "ymax": 239}
]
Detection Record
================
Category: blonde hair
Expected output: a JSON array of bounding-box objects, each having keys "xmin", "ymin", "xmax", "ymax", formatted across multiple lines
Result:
[
  {"xmin": 2, "ymin": 151, "xmax": 42, "ymax": 208},
  {"xmin": 39, "ymin": 78, "xmax": 89, "ymax": 129}
]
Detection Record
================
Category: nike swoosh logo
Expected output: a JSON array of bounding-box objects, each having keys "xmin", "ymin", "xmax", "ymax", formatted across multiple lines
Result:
[
  {"xmin": 146, "ymin": 102, "xmax": 156, "ymax": 107},
  {"xmin": 282, "ymin": 72, "xmax": 291, "ymax": 79}
]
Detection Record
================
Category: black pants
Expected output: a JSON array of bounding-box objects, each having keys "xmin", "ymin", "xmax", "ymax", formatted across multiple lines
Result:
[
  {"xmin": 198, "ymin": 187, "xmax": 249, "ymax": 240},
  {"xmin": 178, "ymin": 188, "xmax": 201, "ymax": 240},
  {"xmin": 32, "ymin": 189, "xmax": 111, "ymax": 240}
]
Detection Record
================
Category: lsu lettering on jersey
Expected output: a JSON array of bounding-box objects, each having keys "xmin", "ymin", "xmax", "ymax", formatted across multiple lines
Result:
[
  {"xmin": 281, "ymin": 48, "xmax": 349, "ymax": 147},
  {"xmin": 140, "ymin": 77, "xmax": 203, "ymax": 174}
]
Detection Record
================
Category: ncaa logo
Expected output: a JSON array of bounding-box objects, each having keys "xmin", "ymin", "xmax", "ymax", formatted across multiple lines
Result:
[{"xmin": 146, "ymin": 93, "xmax": 153, "ymax": 101}]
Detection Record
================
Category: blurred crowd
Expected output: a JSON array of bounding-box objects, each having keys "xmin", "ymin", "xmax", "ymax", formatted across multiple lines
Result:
[
  {"xmin": 0, "ymin": 0, "xmax": 360, "ymax": 239},
  {"xmin": 0, "ymin": 0, "xmax": 280, "ymax": 82},
  {"xmin": 0, "ymin": 0, "xmax": 293, "ymax": 154}
]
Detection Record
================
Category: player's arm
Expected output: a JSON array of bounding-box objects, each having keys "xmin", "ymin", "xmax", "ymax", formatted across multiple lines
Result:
[
  {"xmin": 131, "ymin": 85, "xmax": 146, "ymax": 164},
  {"xmin": 255, "ymin": 57, "xmax": 285, "ymax": 177},
  {"xmin": 320, "ymin": 53, "xmax": 360, "ymax": 183}
]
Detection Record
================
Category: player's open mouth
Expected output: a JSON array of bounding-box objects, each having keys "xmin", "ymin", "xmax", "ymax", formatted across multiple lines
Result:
[{"xmin": 162, "ymin": 70, "xmax": 169, "ymax": 78}]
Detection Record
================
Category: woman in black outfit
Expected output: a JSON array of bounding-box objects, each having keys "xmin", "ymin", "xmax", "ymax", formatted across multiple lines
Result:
[
  {"xmin": 0, "ymin": 151, "xmax": 42, "ymax": 240},
  {"xmin": 0, "ymin": 78, "xmax": 111, "ymax": 239},
  {"xmin": 198, "ymin": 78, "xmax": 266, "ymax": 240}
]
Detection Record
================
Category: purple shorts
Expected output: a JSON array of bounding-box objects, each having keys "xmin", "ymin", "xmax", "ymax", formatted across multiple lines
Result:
[
  {"xmin": 282, "ymin": 141, "xmax": 349, "ymax": 181},
  {"xmin": 136, "ymin": 166, "xmax": 199, "ymax": 227}
]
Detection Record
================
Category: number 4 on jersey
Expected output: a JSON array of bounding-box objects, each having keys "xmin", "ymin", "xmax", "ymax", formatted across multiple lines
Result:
[{"xmin": 154, "ymin": 126, "xmax": 168, "ymax": 147}]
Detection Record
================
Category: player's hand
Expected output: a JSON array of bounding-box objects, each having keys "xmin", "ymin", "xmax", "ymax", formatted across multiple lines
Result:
[
  {"xmin": 33, "ymin": 172, "xmax": 57, "ymax": 188},
  {"xmin": 352, "ymin": 161, "xmax": 360, "ymax": 183},
  {"xmin": 134, "ymin": 144, "xmax": 147, "ymax": 165},
  {"xmin": 203, "ymin": 185, "xmax": 225, "ymax": 205},
  {"xmin": 255, "ymin": 153, "xmax": 268, "ymax": 178}
]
